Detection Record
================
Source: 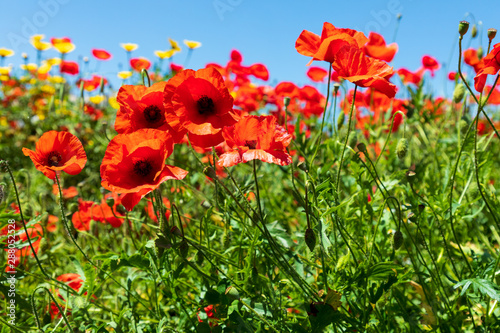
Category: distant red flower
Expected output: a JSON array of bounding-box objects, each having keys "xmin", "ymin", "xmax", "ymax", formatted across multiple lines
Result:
[
  {"xmin": 249, "ymin": 63, "xmax": 269, "ymax": 81},
  {"xmin": 92, "ymin": 48, "xmax": 112, "ymax": 60},
  {"xmin": 23, "ymin": 131, "xmax": 87, "ymax": 180},
  {"xmin": 397, "ymin": 68, "xmax": 424, "ymax": 86},
  {"xmin": 332, "ymin": 45, "xmax": 397, "ymax": 98},
  {"xmin": 146, "ymin": 197, "xmax": 171, "ymax": 222},
  {"xmin": 100, "ymin": 129, "xmax": 188, "ymax": 211},
  {"xmin": 170, "ymin": 63, "xmax": 183, "ymax": 73},
  {"xmin": 52, "ymin": 184, "xmax": 78, "ymax": 199},
  {"xmin": 77, "ymin": 75, "xmax": 108, "ymax": 91},
  {"xmin": 72, "ymin": 199, "xmax": 94, "ymax": 231},
  {"xmin": 60, "ymin": 61, "xmax": 79, "ymax": 75},
  {"xmin": 448, "ymin": 72, "xmax": 457, "ymax": 81},
  {"xmin": 115, "ymin": 81, "xmax": 185, "ymax": 142},
  {"xmin": 474, "ymin": 43, "xmax": 500, "ymax": 92},
  {"xmin": 363, "ymin": 32, "xmax": 398, "ymax": 62},
  {"xmin": 463, "ymin": 49, "xmax": 483, "ymax": 73},
  {"xmin": 217, "ymin": 115, "xmax": 292, "ymax": 167},
  {"xmin": 167, "ymin": 67, "xmax": 238, "ymax": 148},
  {"xmin": 130, "ymin": 57, "xmax": 151, "ymax": 72},
  {"xmin": 422, "ymin": 55, "xmax": 440, "ymax": 76},
  {"xmin": 295, "ymin": 22, "xmax": 368, "ymax": 65},
  {"xmin": 307, "ymin": 67, "xmax": 328, "ymax": 82},
  {"xmin": 57, "ymin": 273, "xmax": 83, "ymax": 291},
  {"xmin": 483, "ymin": 85, "xmax": 500, "ymax": 104},
  {"xmin": 231, "ymin": 49, "xmax": 243, "ymax": 63}
]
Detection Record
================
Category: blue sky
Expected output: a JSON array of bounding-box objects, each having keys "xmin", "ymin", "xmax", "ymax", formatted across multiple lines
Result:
[{"xmin": 0, "ymin": 0, "xmax": 498, "ymax": 95}]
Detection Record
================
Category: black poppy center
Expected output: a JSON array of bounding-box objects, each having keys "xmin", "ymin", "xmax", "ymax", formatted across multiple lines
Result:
[
  {"xmin": 245, "ymin": 140, "xmax": 258, "ymax": 149},
  {"xmin": 197, "ymin": 95, "xmax": 215, "ymax": 115},
  {"xmin": 47, "ymin": 151, "xmax": 63, "ymax": 167},
  {"xmin": 133, "ymin": 160, "xmax": 153, "ymax": 177},
  {"xmin": 143, "ymin": 105, "xmax": 162, "ymax": 123}
]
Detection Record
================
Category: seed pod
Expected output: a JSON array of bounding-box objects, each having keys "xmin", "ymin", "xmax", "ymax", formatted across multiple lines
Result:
[
  {"xmin": 453, "ymin": 83, "xmax": 466, "ymax": 103},
  {"xmin": 458, "ymin": 21, "xmax": 470, "ymax": 36},
  {"xmin": 305, "ymin": 228, "xmax": 316, "ymax": 251},
  {"xmin": 283, "ymin": 97, "xmax": 291, "ymax": 107},
  {"xmin": 396, "ymin": 138, "xmax": 409, "ymax": 159},
  {"xmin": 488, "ymin": 28, "xmax": 497, "ymax": 41},
  {"xmin": 393, "ymin": 230, "xmax": 404, "ymax": 250}
]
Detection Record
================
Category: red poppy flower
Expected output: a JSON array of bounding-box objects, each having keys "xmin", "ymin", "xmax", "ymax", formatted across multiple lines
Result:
[
  {"xmin": 217, "ymin": 115, "xmax": 292, "ymax": 167},
  {"xmin": 397, "ymin": 68, "xmax": 424, "ymax": 86},
  {"xmin": 130, "ymin": 57, "xmax": 151, "ymax": 72},
  {"xmin": 167, "ymin": 67, "xmax": 238, "ymax": 148},
  {"xmin": 57, "ymin": 273, "xmax": 83, "ymax": 291},
  {"xmin": 332, "ymin": 45, "xmax": 397, "ymax": 98},
  {"xmin": 275, "ymin": 81, "xmax": 301, "ymax": 99},
  {"xmin": 72, "ymin": 199, "xmax": 94, "ymax": 231},
  {"xmin": 115, "ymin": 81, "xmax": 186, "ymax": 142},
  {"xmin": 295, "ymin": 22, "xmax": 368, "ymax": 64},
  {"xmin": 60, "ymin": 61, "xmax": 79, "ymax": 75},
  {"xmin": 363, "ymin": 32, "xmax": 398, "ymax": 62},
  {"xmin": 463, "ymin": 49, "xmax": 484, "ymax": 73},
  {"xmin": 51, "ymin": 37, "xmax": 71, "ymax": 45},
  {"xmin": 92, "ymin": 48, "xmax": 112, "ymax": 60},
  {"xmin": 100, "ymin": 129, "xmax": 188, "ymax": 211},
  {"xmin": 170, "ymin": 63, "xmax": 183, "ymax": 73},
  {"xmin": 474, "ymin": 43, "xmax": 500, "ymax": 92},
  {"xmin": 52, "ymin": 184, "xmax": 78, "ymax": 199},
  {"xmin": 307, "ymin": 67, "xmax": 328, "ymax": 82},
  {"xmin": 421, "ymin": 55, "xmax": 440, "ymax": 76},
  {"xmin": 448, "ymin": 72, "xmax": 457, "ymax": 81},
  {"xmin": 249, "ymin": 63, "xmax": 269, "ymax": 81},
  {"xmin": 23, "ymin": 131, "xmax": 87, "ymax": 180},
  {"xmin": 230, "ymin": 49, "xmax": 243, "ymax": 63}
]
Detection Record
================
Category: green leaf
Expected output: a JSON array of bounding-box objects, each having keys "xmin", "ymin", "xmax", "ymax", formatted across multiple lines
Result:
[{"xmin": 454, "ymin": 278, "xmax": 500, "ymax": 301}]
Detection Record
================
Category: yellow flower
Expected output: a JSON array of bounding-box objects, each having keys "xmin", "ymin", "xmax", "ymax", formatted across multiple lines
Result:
[
  {"xmin": 117, "ymin": 71, "xmax": 133, "ymax": 79},
  {"xmin": 0, "ymin": 48, "xmax": 14, "ymax": 57},
  {"xmin": 89, "ymin": 95, "xmax": 105, "ymax": 104},
  {"xmin": 30, "ymin": 35, "xmax": 52, "ymax": 51},
  {"xmin": 184, "ymin": 40, "xmax": 202, "ymax": 49},
  {"xmin": 120, "ymin": 43, "xmax": 138, "ymax": 52},
  {"xmin": 52, "ymin": 39, "xmax": 75, "ymax": 54},
  {"xmin": 0, "ymin": 75, "xmax": 9, "ymax": 82},
  {"xmin": 41, "ymin": 85, "xmax": 56, "ymax": 94},
  {"xmin": 38, "ymin": 63, "xmax": 52, "ymax": 74},
  {"xmin": 108, "ymin": 96, "xmax": 120, "ymax": 110},
  {"xmin": 0, "ymin": 66, "xmax": 11, "ymax": 75},
  {"xmin": 46, "ymin": 58, "xmax": 62, "ymax": 66},
  {"xmin": 21, "ymin": 63, "xmax": 38, "ymax": 72},
  {"xmin": 154, "ymin": 49, "xmax": 175, "ymax": 59},
  {"xmin": 49, "ymin": 76, "xmax": 65, "ymax": 84},
  {"xmin": 168, "ymin": 38, "xmax": 181, "ymax": 52}
]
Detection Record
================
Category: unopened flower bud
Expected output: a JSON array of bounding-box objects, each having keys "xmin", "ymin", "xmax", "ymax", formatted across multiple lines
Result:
[
  {"xmin": 471, "ymin": 24, "xmax": 477, "ymax": 38},
  {"xmin": 393, "ymin": 230, "xmax": 404, "ymax": 250},
  {"xmin": 459, "ymin": 116, "xmax": 471, "ymax": 134},
  {"xmin": 106, "ymin": 197, "xmax": 115, "ymax": 208},
  {"xmin": 488, "ymin": 28, "xmax": 497, "ymax": 41},
  {"xmin": 305, "ymin": 228, "xmax": 316, "ymax": 251},
  {"xmin": 203, "ymin": 166, "xmax": 217, "ymax": 179},
  {"xmin": 453, "ymin": 83, "xmax": 466, "ymax": 103},
  {"xmin": 170, "ymin": 225, "xmax": 182, "ymax": 238},
  {"xmin": 116, "ymin": 204, "xmax": 127, "ymax": 215},
  {"xmin": 396, "ymin": 138, "xmax": 409, "ymax": 159},
  {"xmin": 458, "ymin": 21, "xmax": 470, "ymax": 36},
  {"xmin": 337, "ymin": 112, "xmax": 345, "ymax": 131},
  {"xmin": 196, "ymin": 250, "xmax": 204, "ymax": 265},
  {"xmin": 283, "ymin": 97, "xmax": 291, "ymax": 107},
  {"xmin": 477, "ymin": 46, "xmax": 484, "ymax": 59},
  {"xmin": 357, "ymin": 143, "xmax": 367, "ymax": 153},
  {"xmin": 297, "ymin": 161, "xmax": 308, "ymax": 172},
  {"xmin": 348, "ymin": 131, "xmax": 358, "ymax": 149}
]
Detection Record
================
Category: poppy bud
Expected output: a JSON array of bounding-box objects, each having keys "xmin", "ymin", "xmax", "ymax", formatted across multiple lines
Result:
[
  {"xmin": 459, "ymin": 116, "xmax": 471, "ymax": 134},
  {"xmin": 337, "ymin": 112, "xmax": 345, "ymax": 131},
  {"xmin": 196, "ymin": 250, "xmax": 204, "ymax": 265},
  {"xmin": 333, "ymin": 83, "xmax": 340, "ymax": 94},
  {"xmin": 203, "ymin": 166, "xmax": 217, "ymax": 179},
  {"xmin": 116, "ymin": 204, "xmax": 127, "ymax": 215},
  {"xmin": 106, "ymin": 197, "xmax": 115, "ymax": 208},
  {"xmin": 283, "ymin": 97, "xmax": 291, "ymax": 107},
  {"xmin": 396, "ymin": 138, "xmax": 408, "ymax": 159},
  {"xmin": 225, "ymin": 286, "xmax": 240, "ymax": 300},
  {"xmin": 0, "ymin": 184, "xmax": 4, "ymax": 204},
  {"xmin": 393, "ymin": 230, "xmax": 403, "ymax": 250},
  {"xmin": 297, "ymin": 161, "xmax": 308, "ymax": 172},
  {"xmin": 477, "ymin": 46, "xmax": 484, "ymax": 60},
  {"xmin": 348, "ymin": 131, "xmax": 357, "ymax": 149},
  {"xmin": 453, "ymin": 83, "xmax": 466, "ymax": 103},
  {"xmin": 471, "ymin": 24, "xmax": 477, "ymax": 38},
  {"xmin": 305, "ymin": 228, "xmax": 316, "ymax": 251},
  {"xmin": 170, "ymin": 225, "xmax": 182, "ymax": 238},
  {"xmin": 458, "ymin": 21, "xmax": 470, "ymax": 36},
  {"xmin": 179, "ymin": 239, "xmax": 189, "ymax": 258},
  {"xmin": 488, "ymin": 28, "xmax": 497, "ymax": 41},
  {"xmin": 357, "ymin": 143, "xmax": 367, "ymax": 153}
]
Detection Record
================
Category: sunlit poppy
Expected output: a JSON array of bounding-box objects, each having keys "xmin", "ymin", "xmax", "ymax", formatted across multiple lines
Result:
[
  {"xmin": 115, "ymin": 81, "xmax": 186, "ymax": 142},
  {"xmin": 120, "ymin": 43, "xmax": 138, "ymax": 52},
  {"xmin": 60, "ymin": 61, "xmax": 79, "ymax": 75},
  {"xmin": 249, "ymin": 64, "xmax": 269, "ymax": 81},
  {"xmin": 0, "ymin": 48, "xmax": 14, "ymax": 58},
  {"xmin": 22, "ymin": 131, "xmax": 87, "ymax": 180},
  {"xmin": 169, "ymin": 38, "xmax": 181, "ymax": 52},
  {"xmin": 100, "ymin": 129, "xmax": 188, "ymax": 211},
  {"xmin": 363, "ymin": 32, "xmax": 398, "ymax": 62},
  {"xmin": 166, "ymin": 67, "xmax": 238, "ymax": 148},
  {"xmin": 30, "ymin": 35, "xmax": 51, "ymax": 51},
  {"xmin": 154, "ymin": 50, "xmax": 175, "ymax": 59},
  {"xmin": 217, "ymin": 115, "xmax": 292, "ymax": 167},
  {"xmin": 184, "ymin": 40, "xmax": 202, "ymax": 49},
  {"xmin": 92, "ymin": 48, "xmax": 112, "ymax": 60},
  {"xmin": 306, "ymin": 67, "xmax": 328, "ymax": 82},
  {"xmin": 397, "ymin": 68, "xmax": 423, "ymax": 86},
  {"xmin": 474, "ymin": 43, "xmax": 500, "ymax": 92},
  {"xmin": 130, "ymin": 57, "xmax": 151, "ymax": 72},
  {"xmin": 295, "ymin": 22, "xmax": 368, "ymax": 64},
  {"xmin": 332, "ymin": 45, "xmax": 397, "ymax": 98}
]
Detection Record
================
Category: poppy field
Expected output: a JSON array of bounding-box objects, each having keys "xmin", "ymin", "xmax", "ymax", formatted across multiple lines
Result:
[{"xmin": 1, "ymin": 19, "xmax": 500, "ymax": 332}]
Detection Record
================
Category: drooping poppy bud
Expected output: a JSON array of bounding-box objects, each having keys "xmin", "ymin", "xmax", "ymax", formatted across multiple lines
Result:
[
  {"xmin": 393, "ymin": 230, "xmax": 403, "ymax": 250},
  {"xmin": 396, "ymin": 138, "xmax": 408, "ymax": 159},
  {"xmin": 305, "ymin": 228, "xmax": 316, "ymax": 251},
  {"xmin": 471, "ymin": 24, "xmax": 478, "ymax": 38},
  {"xmin": 453, "ymin": 83, "xmax": 466, "ymax": 103}
]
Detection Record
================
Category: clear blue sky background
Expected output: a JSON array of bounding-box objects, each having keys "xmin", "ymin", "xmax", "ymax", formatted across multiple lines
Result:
[{"xmin": 0, "ymin": 0, "xmax": 498, "ymax": 95}]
